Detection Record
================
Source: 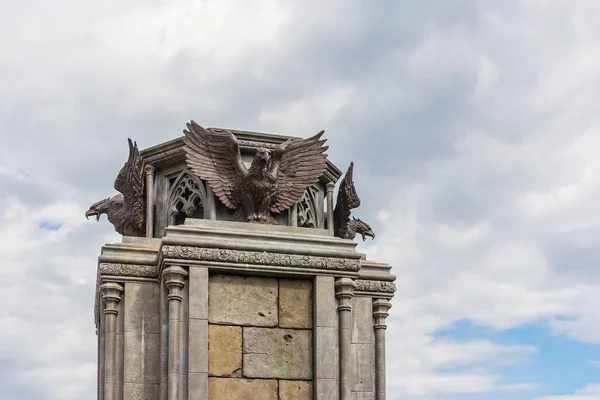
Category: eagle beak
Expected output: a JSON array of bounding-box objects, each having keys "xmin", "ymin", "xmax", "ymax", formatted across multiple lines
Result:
[
  {"xmin": 85, "ymin": 209, "xmax": 100, "ymax": 222},
  {"xmin": 362, "ymin": 231, "xmax": 375, "ymax": 241}
]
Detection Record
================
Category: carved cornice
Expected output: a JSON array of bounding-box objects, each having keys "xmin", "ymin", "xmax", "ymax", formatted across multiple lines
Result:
[
  {"xmin": 162, "ymin": 245, "xmax": 360, "ymax": 271},
  {"xmin": 355, "ymin": 279, "xmax": 396, "ymax": 293},
  {"xmin": 238, "ymin": 140, "xmax": 278, "ymax": 149},
  {"xmin": 99, "ymin": 263, "xmax": 159, "ymax": 278},
  {"xmin": 143, "ymin": 147, "xmax": 185, "ymax": 164}
]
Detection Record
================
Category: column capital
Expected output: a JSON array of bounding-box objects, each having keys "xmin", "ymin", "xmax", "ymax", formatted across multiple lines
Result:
[
  {"xmin": 99, "ymin": 282, "xmax": 123, "ymax": 316},
  {"xmin": 335, "ymin": 278, "xmax": 356, "ymax": 312},
  {"xmin": 335, "ymin": 277, "xmax": 357, "ymax": 295},
  {"xmin": 326, "ymin": 182, "xmax": 335, "ymax": 192},
  {"xmin": 373, "ymin": 299, "xmax": 392, "ymax": 330},
  {"xmin": 144, "ymin": 164, "xmax": 155, "ymax": 176},
  {"xmin": 163, "ymin": 265, "xmax": 188, "ymax": 301}
]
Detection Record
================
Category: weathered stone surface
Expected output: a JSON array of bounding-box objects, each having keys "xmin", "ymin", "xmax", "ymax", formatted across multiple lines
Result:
[
  {"xmin": 351, "ymin": 343, "xmax": 375, "ymax": 393},
  {"xmin": 243, "ymin": 327, "xmax": 312, "ymax": 379},
  {"xmin": 279, "ymin": 279, "xmax": 312, "ymax": 329},
  {"xmin": 208, "ymin": 378, "xmax": 277, "ymax": 400},
  {"xmin": 315, "ymin": 326, "xmax": 338, "ymax": 379},
  {"xmin": 351, "ymin": 297, "xmax": 375, "ymax": 344},
  {"xmin": 317, "ymin": 378, "xmax": 338, "ymax": 399},
  {"xmin": 208, "ymin": 275, "xmax": 277, "ymax": 326},
  {"xmin": 124, "ymin": 283, "xmax": 160, "ymax": 334},
  {"xmin": 351, "ymin": 392, "xmax": 375, "ymax": 400},
  {"xmin": 123, "ymin": 332, "xmax": 160, "ymax": 384},
  {"xmin": 279, "ymin": 380, "xmax": 313, "ymax": 400},
  {"xmin": 315, "ymin": 276, "xmax": 336, "ymax": 327},
  {"xmin": 123, "ymin": 383, "xmax": 159, "ymax": 400},
  {"xmin": 189, "ymin": 319, "xmax": 208, "ymax": 373},
  {"xmin": 209, "ymin": 325, "xmax": 242, "ymax": 377},
  {"xmin": 189, "ymin": 267, "xmax": 208, "ymax": 320},
  {"xmin": 188, "ymin": 372, "xmax": 208, "ymax": 399}
]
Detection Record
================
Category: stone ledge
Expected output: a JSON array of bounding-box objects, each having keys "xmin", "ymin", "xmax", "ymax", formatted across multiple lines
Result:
[{"xmin": 163, "ymin": 218, "xmax": 362, "ymax": 259}]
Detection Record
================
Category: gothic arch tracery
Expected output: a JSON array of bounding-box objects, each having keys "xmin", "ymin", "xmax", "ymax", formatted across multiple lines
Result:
[{"xmin": 167, "ymin": 170, "xmax": 207, "ymax": 225}]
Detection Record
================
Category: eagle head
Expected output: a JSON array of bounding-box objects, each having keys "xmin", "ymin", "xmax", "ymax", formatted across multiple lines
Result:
[
  {"xmin": 250, "ymin": 148, "xmax": 272, "ymax": 173},
  {"xmin": 85, "ymin": 195, "xmax": 123, "ymax": 221},
  {"xmin": 351, "ymin": 216, "xmax": 376, "ymax": 241},
  {"xmin": 256, "ymin": 148, "xmax": 270, "ymax": 163}
]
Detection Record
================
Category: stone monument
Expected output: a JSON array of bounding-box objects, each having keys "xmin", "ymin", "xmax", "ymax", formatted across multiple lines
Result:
[{"xmin": 88, "ymin": 122, "xmax": 395, "ymax": 400}]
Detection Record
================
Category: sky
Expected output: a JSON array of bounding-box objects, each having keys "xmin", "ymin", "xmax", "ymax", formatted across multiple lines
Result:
[{"xmin": 1, "ymin": 0, "xmax": 600, "ymax": 399}]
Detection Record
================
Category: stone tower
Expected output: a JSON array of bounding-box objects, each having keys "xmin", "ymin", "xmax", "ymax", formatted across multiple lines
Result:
[{"xmin": 92, "ymin": 127, "xmax": 395, "ymax": 400}]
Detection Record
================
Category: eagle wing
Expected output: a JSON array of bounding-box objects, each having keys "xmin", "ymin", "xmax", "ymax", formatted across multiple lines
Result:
[
  {"xmin": 182, "ymin": 121, "xmax": 248, "ymax": 209},
  {"xmin": 114, "ymin": 138, "xmax": 145, "ymax": 233},
  {"xmin": 333, "ymin": 162, "xmax": 360, "ymax": 238},
  {"xmin": 269, "ymin": 131, "xmax": 328, "ymax": 213}
]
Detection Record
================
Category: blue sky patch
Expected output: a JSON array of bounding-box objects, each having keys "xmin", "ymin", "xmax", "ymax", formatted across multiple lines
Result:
[
  {"xmin": 38, "ymin": 221, "xmax": 63, "ymax": 231},
  {"xmin": 435, "ymin": 320, "xmax": 600, "ymax": 398}
]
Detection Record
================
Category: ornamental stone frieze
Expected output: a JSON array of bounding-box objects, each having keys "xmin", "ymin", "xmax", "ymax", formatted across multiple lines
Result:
[
  {"xmin": 161, "ymin": 245, "xmax": 361, "ymax": 272},
  {"xmin": 355, "ymin": 279, "xmax": 396, "ymax": 294},
  {"xmin": 98, "ymin": 263, "xmax": 159, "ymax": 278}
]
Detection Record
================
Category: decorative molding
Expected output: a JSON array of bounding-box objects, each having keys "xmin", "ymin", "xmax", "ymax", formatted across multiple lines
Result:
[
  {"xmin": 162, "ymin": 245, "xmax": 361, "ymax": 271},
  {"xmin": 144, "ymin": 147, "xmax": 185, "ymax": 163},
  {"xmin": 355, "ymin": 279, "xmax": 396, "ymax": 293},
  {"xmin": 238, "ymin": 140, "xmax": 278, "ymax": 149},
  {"xmin": 99, "ymin": 263, "xmax": 159, "ymax": 278}
]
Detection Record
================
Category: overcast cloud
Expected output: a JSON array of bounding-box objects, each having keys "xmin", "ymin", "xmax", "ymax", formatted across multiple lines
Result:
[{"xmin": 1, "ymin": 1, "xmax": 600, "ymax": 399}]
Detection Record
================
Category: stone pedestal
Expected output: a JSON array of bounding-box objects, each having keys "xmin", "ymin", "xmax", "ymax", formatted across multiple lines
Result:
[{"xmin": 94, "ymin": 220, "xmax": 395, "ymax": 399}]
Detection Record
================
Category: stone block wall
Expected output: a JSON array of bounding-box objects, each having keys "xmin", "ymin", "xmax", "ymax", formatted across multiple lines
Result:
[{"xmin": 205, "ymin": 274, "xmax": 313, "ymax": 400}]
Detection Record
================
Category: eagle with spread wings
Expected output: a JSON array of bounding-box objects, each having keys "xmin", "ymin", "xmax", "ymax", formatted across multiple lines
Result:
[
  {"xmin": 334, "ymin": 162, "xmax": 375, "ymax": 241},
  {"xmin": 85, "ymin": 139, "xmax": 146, "ymax": 236},
  {"xmin": 183, "ymin": 121, "xmax": 328, "ymax": 224}
]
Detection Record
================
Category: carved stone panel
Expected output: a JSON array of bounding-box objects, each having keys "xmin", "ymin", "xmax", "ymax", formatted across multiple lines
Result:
[
  {"xmin": 297, "ymin": 185, "xmax": 322, "ymax": 229},
  {"xmin": 167, "ymin": 170, "xmax": 207, "ymax": 226}
]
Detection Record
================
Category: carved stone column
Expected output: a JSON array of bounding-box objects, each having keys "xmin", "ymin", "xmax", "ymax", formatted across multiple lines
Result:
[
  {"xmin": 335, "ymin": 278, "xmax": 356, "ymax": 399},
  {"xmin": 163, "ymin": 266, "xmax": 188, "ymax": 400},
  {"xmin": 373, "ymin": 299, "xmax": 392, "ymax": 400},
  {"xmin": 100, "ymin": 282, "xmax": 124, "ymax": 400},
  {"xmin": 326, "ymin": 182, "xmax": 335, "ymax": 235},
  {"xmin": 290, "ymin": 204, "xmax": 298, "ymax": 227},
  {"xmin": 145, "ymin": 164, "xmax": 155, "ymax": 238},
  {"xmin": 205, "ymin": 185, "xmax": 216, "ymax": 220}
]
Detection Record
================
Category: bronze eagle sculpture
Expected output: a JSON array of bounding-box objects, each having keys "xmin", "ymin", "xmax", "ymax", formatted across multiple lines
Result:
[
  {"xmin": 334, "ymin": 162, "xmax": 375, "ymax": 241},
  {"xmin": 85, "ymin": 139, "xmax": 146, "ymax": 236},
  {"xmin": 182, "ymin": 121, "xmax": 328, "ymax": 224}
]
